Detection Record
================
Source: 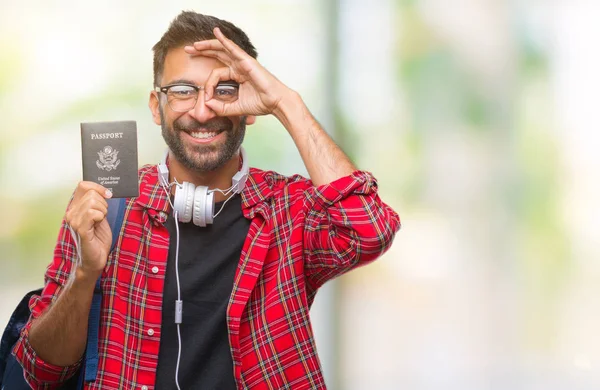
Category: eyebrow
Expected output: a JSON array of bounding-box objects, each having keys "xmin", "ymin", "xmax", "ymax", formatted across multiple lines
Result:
[
  {"xmin": 164, "ymin": 78, "xmax": 197, "ymax": 86},
  {"xmin": 164, "ymin": 78, "xmax": 239, "ymax": 87}
]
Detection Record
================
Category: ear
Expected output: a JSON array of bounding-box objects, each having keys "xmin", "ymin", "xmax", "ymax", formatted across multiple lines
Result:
[
  {"xmin": 149, "ymin": 91, "xmax": 162, "ymax": 126},
  {"xmin": 245, "ymin": 115, "xmax": 256, "ymax": 125}
]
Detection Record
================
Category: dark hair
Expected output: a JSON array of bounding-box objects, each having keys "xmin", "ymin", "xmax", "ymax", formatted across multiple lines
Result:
[{"xmin": 152, "ymin": 11, "xmax": 258, "ymax": 87}]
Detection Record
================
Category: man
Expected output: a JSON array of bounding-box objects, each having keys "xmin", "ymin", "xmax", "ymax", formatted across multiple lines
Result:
[{"xmin": 13, "ymin": 11, "xmax": 400, "ymax": 389}]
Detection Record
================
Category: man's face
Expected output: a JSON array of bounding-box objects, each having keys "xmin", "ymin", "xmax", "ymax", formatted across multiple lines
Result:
[{"xmin": 155, "ymin": 47, "xmax": 247, "ymax": 172}]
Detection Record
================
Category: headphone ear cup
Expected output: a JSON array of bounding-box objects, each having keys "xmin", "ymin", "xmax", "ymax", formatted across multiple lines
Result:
[
  {"xmin": 173, "ymin": 182, "xmax": 195, "ymax": 223},
  {"xmin": 192, "ymin": 186, "xmax": 209, "ymax": 227},
  {"xmin": 205, "ymin": 191, "xmax": 215, "ymax": 225}
]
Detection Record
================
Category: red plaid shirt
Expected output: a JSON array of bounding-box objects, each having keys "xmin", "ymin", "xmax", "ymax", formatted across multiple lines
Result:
[{"xmin": 14, "ymin": 165, "xmax": 400, "ymax": 389}]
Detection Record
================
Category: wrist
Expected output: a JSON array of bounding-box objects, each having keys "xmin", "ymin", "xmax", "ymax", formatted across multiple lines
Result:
[
  {"xmin": 272, "ymin": 89, "xmax": 305, "ymax": 128},
  {"xmin": 74, "ymin": 266, "xmax": 102, "ymax": 287}
]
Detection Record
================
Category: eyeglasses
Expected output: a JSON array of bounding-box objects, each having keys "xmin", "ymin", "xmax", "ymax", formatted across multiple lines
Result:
[{"xmin": 154, "ymin": 81, "xmax": 239, "ymax": 112}]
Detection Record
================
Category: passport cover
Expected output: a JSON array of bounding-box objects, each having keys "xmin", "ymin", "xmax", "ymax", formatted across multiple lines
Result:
[{"xmin": 80, "ymin": 120, "xmax": 139, "ymax": 198}]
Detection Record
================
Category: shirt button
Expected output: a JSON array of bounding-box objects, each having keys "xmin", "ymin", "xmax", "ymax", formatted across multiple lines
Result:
[
  {"xmin": 152, "ymin": 266, "xmax": 159, "ymax": 274},
  {"xmin": 159, "ymin": 212, "xmax": 167, "ymax": 220},
  {"xmin": 147, "ymin": 328, "xmax": 155, "ymax": 336},
  {"xmin": 141, "ymin": 386, "xmax": 148, "ymax": 390}
]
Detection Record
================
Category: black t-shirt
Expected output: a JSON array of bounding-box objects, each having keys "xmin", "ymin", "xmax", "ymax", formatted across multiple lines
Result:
[{"xmin": 155, "ymin": 194, "xmax": 250, "ymax": 390}]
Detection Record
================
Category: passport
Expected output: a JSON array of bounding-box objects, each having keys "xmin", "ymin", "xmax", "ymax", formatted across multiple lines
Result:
[{"xmin": 80, "ymin": 120, "xmax": 139, "ymax": 198}]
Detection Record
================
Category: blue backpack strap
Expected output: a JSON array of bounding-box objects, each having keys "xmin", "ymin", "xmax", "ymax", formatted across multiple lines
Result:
[{"xmin": 80, "ymin": 197, "xmax": 127, "ymax": 386}]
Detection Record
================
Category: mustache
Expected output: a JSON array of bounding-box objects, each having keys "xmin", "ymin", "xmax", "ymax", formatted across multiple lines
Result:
[{"xmin": 173, "ymin": 117, "xmax": 233, "ymax": 132}]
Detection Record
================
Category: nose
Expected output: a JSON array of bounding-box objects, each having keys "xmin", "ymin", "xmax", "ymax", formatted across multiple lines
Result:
[{"xmin": 187, "ymin": 90, "xmax": 218, "ymax": 123}]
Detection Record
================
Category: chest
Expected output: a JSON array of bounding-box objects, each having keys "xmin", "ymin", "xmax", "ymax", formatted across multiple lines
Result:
[
  {"xmin": 161, "ymin": 199, "xmax": 250, "ymax": 314},
  {"xmin": 103, "ymin": 202, "xmax": 307, "ymax": 317}
]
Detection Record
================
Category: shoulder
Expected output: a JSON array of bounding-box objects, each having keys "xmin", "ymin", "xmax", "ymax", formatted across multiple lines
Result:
[
  {"xmin": 138, "ymin": 164, "xmax": 157, "ymax": 179},
  {"xmin": 241, "ymin": 167, "xmax": 313, "ymax": 210},
  {"xmin": 137, "ymin": 164, "xmax": 160, "ymax": 189},
  {"xmin": 248, "ymin": 167, "xmax": 313, "ymax": 193}
]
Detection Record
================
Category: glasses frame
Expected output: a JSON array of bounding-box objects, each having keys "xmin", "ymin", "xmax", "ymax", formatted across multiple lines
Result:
[{"xmin": 154, "ymin": 81, "xmax": 239, "ymax": 112}]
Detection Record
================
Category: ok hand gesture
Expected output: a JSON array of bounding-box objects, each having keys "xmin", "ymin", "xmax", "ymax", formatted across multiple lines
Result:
[{"xmin": 184, "ymin": 27, "xmax": 292, "ymax": 117}]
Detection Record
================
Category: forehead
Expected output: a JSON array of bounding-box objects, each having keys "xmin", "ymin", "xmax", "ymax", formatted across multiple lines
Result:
[{"xmin": 161, "ymin": 46, "xmax": 225, "ymax": 85}]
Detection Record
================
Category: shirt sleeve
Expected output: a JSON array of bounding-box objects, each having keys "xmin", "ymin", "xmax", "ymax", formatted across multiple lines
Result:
[
  {"xmin": 12, "ymin": 218, "xmax": 83, "ymax": 389},
  {"xmin": 301, "ymin": 170, "xmax": 401, "ymax": 294}
]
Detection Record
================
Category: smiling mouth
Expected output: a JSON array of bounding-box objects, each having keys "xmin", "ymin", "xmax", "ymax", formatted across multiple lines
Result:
[{"xmin": 188, "ymin": 130, "xmax": 222, "ymax": 139}]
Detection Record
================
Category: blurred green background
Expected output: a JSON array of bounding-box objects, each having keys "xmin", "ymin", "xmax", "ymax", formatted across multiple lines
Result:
[{"xmin": 2, "ymin": 1, "xmax": 599, "ymax": 389}]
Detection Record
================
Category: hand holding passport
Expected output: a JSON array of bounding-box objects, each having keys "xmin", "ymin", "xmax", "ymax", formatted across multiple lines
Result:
[{"xmin": 80, "ymin": 121, "xmax": 139, "ymax": 198}]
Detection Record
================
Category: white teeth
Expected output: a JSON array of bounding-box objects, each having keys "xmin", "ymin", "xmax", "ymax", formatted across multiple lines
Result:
[{"xmin": 190, "ymin": 131, "xmax": 218, "ymax": 139}]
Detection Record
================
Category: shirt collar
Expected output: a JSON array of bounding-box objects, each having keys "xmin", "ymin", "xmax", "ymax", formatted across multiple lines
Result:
[{"xmin": 135, "ymin": 165, "xmax": 273, "ymax": 222}]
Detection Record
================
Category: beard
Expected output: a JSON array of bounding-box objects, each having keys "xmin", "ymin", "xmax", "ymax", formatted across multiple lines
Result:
[{"xmin": 159, "ymin": 106, "xmax": 246, "ymax": 172}]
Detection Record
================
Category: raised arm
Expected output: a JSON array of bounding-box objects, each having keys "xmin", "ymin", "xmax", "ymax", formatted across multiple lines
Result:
[
  {"xmin": 185, "ymin": 27, "xmax": 356, "ymax": 186},
  {"xmin": 14, "ymin": 182, "xmax": 113, "ymax": 387}
]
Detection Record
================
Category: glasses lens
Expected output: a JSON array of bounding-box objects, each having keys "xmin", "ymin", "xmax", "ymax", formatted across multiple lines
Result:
[
  {"xmin": 167, "ymin": 85, "xmax": 198, "ymax": 112},
  {"xmin": 213, "ymin": 83, "xmax": 239, "ymax": 103}
]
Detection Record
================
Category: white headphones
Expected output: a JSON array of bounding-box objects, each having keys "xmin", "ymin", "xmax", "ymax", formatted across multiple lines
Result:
[{"xmin": 157, "ymin": 147, "xmax": 249, "ymax": 227}]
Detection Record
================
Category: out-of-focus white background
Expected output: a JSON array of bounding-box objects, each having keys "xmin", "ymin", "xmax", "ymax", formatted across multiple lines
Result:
[{"xmin": 1, "ymin": 1, "xmax": 599, "ymax": 389}]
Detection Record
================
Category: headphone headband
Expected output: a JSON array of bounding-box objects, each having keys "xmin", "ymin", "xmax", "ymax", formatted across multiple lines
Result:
[{"xmin": 158, "ymin": 146, "xmax": 249, "ymax": 194}]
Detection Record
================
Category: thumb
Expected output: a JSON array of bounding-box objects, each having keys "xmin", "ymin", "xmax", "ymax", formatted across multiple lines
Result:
[{"xmin": 205, "ymin": 99, "xmax": 241, "ymax": 117}]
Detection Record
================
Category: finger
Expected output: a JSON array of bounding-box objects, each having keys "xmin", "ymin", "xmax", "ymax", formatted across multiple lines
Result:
[
  {"xmin": 67, "ymin": 192, "xmax": 108, "ymax": 227},
  {"xmin": 183, "ymin": 39, "xmax": 229, "ymax": 56},
  {"xmin": 78, "ymin": 209, "xmax": 109, "ymax": 241},
  {"xmin": 85, "ymin": 208, "xmax": 108, "ymax": 224},
  {"xmin": 68, "ymin": 187, "xmax": 110, "ymax": 220},
  {"xmin": 185, "ymin": 39, "xmax": 226, "ymax": 54},
  {"xmin": 73, "ymin": 181, "xmax": 113, "ymax": 201},
  {"xmin": 185, "ymin": 48, "xmax": 233, "ymax": 67},
  {"xmin": 213, "ymin": 27, "xmax": 249, "ymax": 61},
  {"xmin": 205, "ymin": 99, "xmax": 243, "ymax": 117},
  {"xmin": 67, "ymin": 205, "xmax": 108, "ymax": 239},
  {"xmin": 204, "ymin": 67, "xmax": 234, "ymax": 101},
  {"xmin": 82, "ymin": 191, "xmax": 109, "ymax": 214}
]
